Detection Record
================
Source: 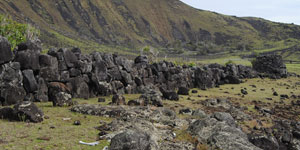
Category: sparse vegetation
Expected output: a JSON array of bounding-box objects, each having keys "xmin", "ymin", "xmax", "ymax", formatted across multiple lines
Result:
[{"xmin": 0, "ymin": 15, "xmax": 37, "ymax": 50}]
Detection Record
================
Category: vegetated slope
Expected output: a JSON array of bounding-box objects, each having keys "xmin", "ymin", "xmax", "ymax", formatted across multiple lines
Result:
[{"xmin": 0, "ymin": 0, "xmax": 300, "ymax": 54}]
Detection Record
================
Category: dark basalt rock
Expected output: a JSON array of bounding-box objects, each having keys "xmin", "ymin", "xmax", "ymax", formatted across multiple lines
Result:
[
  {"xmin": 0, "ymin": 36, "xmax": 13, "ymax": 65},
  {"xmin": 0, "ymin": 85, "xmax": 26, "ymax": 106},
  {"xmin": 194, "ymin": 68, "xmax": 216, "ymax": 89},
  {"xmin": 22, "ymin": 69, "xmax": 38, "ymax": 93},
  {"xmin": 161, "ymin": 89, "xmax": 179, "ymax": 101},
  {"xmin": 13, "ymin": 101, "xmax": 44, "ymax": 123},
  {"xmin": 15, "ymin": 49, "xmax": 40, "ymax": 71},
  {"xmin": 248, "ymin": 134, "xmax": 279, "ymax": 150},
  {"xmin": 252, "ymin": 55, "xmax": 287, "ymax": 78},
  {"xmin": 34, "ymin": 77, "xmax": 49, "ymax": 102},
  {"xmin": 177, "ymin": 86, "xmax": 189, "ymax": 95}
]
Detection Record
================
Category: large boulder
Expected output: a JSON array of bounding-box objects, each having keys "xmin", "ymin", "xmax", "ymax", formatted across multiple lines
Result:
[
  {"xmin": 0, "ymin": 62, "xmax": 26, "ymax": 105},
  {"xmin": 13, "ymin": 101, "xmax": 44, "ymax": 123},
  {"xmin": 92, "ymin": 60, "xmax": 108, "ymax": 81},
  {"xmin": 22, "ymin": 69, "xmax": 38, "ymax": 93},
  {"xmin": 252, "ymin": 55, "xmax": 287, "ymax": 78},
  {"xmin": 110, "ymin": 130, "xmax": 152, "ymax": 150},
  {"xmin": 39, "ymin": 54, "xmax": 60, "ymax": 81},
  {"xmin": 48, "ymin": 82, "xmax": 73, "ymax": 106},
  {"xmin": 68, "ymin": 77, "xmax": 89, "ymax": 99},
  {"xmin": 160, "ymin": 88, "xmax": 179, "ymax": 101},
  {"xmin": 59, "ymin": 48, "xmax": 78, "ymax": 68},
  {"xmin": 194, "ymin": 68, "xmax": 216, "ymax": 89},
  {"xmin": 34, "ymin": 77, "xmax": 49, "ymax": 102},
  {"xmin": 15, "ymin": 49, "xmax": 40, "ymax": 71},
  {"xmin": 0, "ymin": 36, "xmax": 13, "ymax": 65},
  {"xmin": 188, "ymin": 113, "xmax": 261, "ymax": 150}
]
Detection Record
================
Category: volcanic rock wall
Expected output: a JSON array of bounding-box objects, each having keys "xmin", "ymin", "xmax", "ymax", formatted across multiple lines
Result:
[{"xmin": 0, "ymin": 37, "xmax": 287, "ymax": 106}]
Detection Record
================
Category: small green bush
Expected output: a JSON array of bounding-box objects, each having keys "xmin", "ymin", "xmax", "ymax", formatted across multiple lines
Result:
[{"xmin": 0, "ymin": 15, "xmax": 39, "ymax": 50}]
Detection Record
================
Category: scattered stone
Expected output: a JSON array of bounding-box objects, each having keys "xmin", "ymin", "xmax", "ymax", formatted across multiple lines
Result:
[
  {"xmin": 191, "ymin": 90, "xmax": 198, "ymax": 93},
  {"xmin": 241, "ymin": 89, "xmax": 248, "ymax": 95},
  {"xmin": 266, "ymin": 98, "xmax": 273, "ymax": 101},
  {"xmin": 273, "ymin": 92, "xmax": 278, "ymax": 96},
  {"xmin": 73, "ymin": 120, "xmax": 81, "ymax": 126},
  {"xmin": 280, "ymin": 94, "xmax": 289, "ymax": 99}
]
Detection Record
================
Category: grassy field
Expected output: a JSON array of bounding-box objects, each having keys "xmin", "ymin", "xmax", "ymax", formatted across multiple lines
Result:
[
  {"xmin": 0, "ymin": 95, "xmax": 141, "ymax": 150},
  {"xmin": 1, "ymin": 77, "xmax": 300, "ymax": 150}
]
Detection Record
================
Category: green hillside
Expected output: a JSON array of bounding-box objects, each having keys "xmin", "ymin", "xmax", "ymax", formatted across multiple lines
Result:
[{"xmin": 0, "ymin": 0, "xmax": 300, "ymax": 56}]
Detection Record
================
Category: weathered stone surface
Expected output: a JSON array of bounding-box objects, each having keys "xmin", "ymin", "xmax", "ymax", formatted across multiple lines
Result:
[
  {"xmin": 48, "ymin": 82, "xmax": 73, "ymax": 106},
  {"xmin": 22, "ymin": 69, "xmax": 38, "ymax": 93},
  {"xmin": 248, "ymin": 134, "xmax": 279, "ymax": 150},
  {"xmin": 0, "ymin": 36, "xmax": 13, "ymax": 65},
  {"xmin": 0, "ymin": 62, "xmax": 26, "ymax": 105},
  {"xmin": 0, "ymin": 101, "xmax": 44, "ymax": 123},
  {"xmin": 39, "ymin": 55, "xmax": 60, "ymax": 81},
  {"xmin": 194, "ymin": 68, "xmax": 216, "ymax": 89},
  {"xmin": 15, "ymin": 50, "xmax": 40, "ymax": 71},
  {"xmin": 34, "ymin": 77, "xmax": 48, "ymax": 102},
  {"xmin": 13, "ymin": 101, "xmax": 44, "ymax": 123},
  {"xmin": 59, "ymin": 48, "xmax": 78, "ymax": 68},
  {"xmin": 188, "ymin": 114, "xmax": 261, "ymax": 150},
  {"xmin": 110, "ymin": 130, "xmax": 152, "ymax": 150},
  {"xmin": 68, "ymin": 77, "xmax": 89, "ymax": 99}
]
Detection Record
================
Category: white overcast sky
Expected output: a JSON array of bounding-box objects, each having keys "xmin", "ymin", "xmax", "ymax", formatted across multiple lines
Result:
[{"xmin": 180, "ymin": 0, "xmax": 300, "ymax": 25}]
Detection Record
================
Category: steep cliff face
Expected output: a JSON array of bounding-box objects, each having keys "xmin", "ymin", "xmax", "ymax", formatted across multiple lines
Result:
[{"xmin": 0, "ymin": 0, "xmax": 300, "ymax": 51}]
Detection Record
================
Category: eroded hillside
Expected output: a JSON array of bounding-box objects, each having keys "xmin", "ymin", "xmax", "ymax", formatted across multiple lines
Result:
[{"xmin": 1, "ymin": 0, "xmax": 300, "ymax": 53}]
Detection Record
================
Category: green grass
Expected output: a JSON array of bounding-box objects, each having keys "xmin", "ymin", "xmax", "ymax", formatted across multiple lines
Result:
[
  {"xmin": 287, "ymin": 64, "xmax": 300, "ymax": 74},
  {"xmin": 1, "ymin": 77, "xmax": 300, "ymax": 149}
]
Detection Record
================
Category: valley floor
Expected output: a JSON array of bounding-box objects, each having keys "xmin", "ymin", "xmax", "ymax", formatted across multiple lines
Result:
[{"xmin": 1, "ymin": 77, "xmax": 300, "ymax": 150}]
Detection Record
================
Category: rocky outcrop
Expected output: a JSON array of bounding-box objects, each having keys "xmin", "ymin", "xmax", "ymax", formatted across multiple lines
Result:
[
  {"xmin": 252, "ymin": 55, "xmax": 287, "ymax": 78},
  {"xmin": 188, "ymin": 112, "xmax": 261, "ymax": 150}
]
